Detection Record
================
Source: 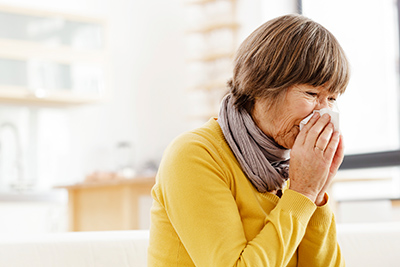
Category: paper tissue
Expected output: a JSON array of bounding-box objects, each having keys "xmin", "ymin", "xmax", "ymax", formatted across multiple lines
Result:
[{"xmin": 299, "ymin": 108, "xmax": 339, "ymax": 132}]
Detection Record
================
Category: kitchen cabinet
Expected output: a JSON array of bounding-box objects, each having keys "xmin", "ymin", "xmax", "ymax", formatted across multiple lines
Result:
[
  {"xmin": 0, "ymin": 5, "xmax": 108, "ymax": 106},
  {"xmin": 56, "ymin": 176, "xmax": 155, "ymax": 231},
  {"xmin": 0, "ymin": 190, "xmax": 67, "ymax": 234}
]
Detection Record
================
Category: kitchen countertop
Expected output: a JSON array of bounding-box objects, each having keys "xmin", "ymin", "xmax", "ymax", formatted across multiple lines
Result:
[
  {"xmin": 0, "ymin": 189, "xmax": 67, "ymax": 202},
  {"xmin": 55, "ymin": 176, "xmax": 155, "ymax": 190}
]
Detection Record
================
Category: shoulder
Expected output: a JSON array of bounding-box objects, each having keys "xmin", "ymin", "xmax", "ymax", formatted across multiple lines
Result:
[
  {"xmin": 155, "ymin": 118, "xmax": 234, "ymax": 188},
  {"xmin": 163, "ymin": 118, "xmax": 226, "ymax": 161}
]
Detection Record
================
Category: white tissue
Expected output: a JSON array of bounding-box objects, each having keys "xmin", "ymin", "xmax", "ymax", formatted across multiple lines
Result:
[{"xmin": 299, "ymin": 108, "xmax": 339, "ymax": 132}]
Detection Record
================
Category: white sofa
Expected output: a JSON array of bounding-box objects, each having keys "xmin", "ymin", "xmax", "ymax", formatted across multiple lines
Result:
[
  {"xmin": 0, "ymin": 230, "xmax": 149, "ymax": 267},
  {"xmin": 337, "ymin": 222, "xmax": 400, "ymax": 267},
  {"xmin": 1, "ymin": 223, "xmax": 400, "ymax": 267}
]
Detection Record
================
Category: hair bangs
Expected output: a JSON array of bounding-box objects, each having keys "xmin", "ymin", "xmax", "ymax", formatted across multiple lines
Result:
[{"xmin": 299, "ymin": 29, "xmax": 350, "ymax": 95}]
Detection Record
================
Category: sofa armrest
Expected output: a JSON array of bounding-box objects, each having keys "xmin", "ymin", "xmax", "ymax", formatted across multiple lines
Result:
[{"xmin": 337, "ymin": 222, "xmax": 400, "ymax": 267}]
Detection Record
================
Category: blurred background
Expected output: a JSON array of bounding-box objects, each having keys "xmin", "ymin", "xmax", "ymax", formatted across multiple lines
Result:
[{"xmin": 0, "ymin": 0, "xmax": 399, "ymax": 234}]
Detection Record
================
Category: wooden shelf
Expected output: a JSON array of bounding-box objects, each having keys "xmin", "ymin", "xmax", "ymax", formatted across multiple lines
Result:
[
  {"xmin": 186, "ymin": 0, "xmax": 235, "ymax": 5},
  {"xmin": 189, "ymin": 79, "xmax": 228, "ymax": 91},
  {"xmin": 0, "ymin": 39, "xmax": 105, "ymax": 64},
  {"xmin": 187, "ymin": 51, "xmax": 233, "ymax": 63},
  {"xmin": 0, "ymin": 4, "xmax": 106, "ymax": 24},
  {"xmin": 187, "ymin": 21, "xmax": 239, "ymax": 34},
  {"xmin": 0, "ymin": 85, "xmax": 104, "ymax": 106}
]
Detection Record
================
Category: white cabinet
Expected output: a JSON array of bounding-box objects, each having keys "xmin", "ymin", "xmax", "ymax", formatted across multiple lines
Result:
[
  {"xmin": 0, "ymin": 190, "xmax": 68, "ymax": 234},
  {"xmin": 0, "ymin": 5, "xmax": 108, "ymax": 106}
]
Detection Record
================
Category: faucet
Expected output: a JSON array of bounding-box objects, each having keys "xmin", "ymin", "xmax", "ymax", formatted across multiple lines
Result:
[{"xmin": 0, "ymin": 122, "xmax": 25, "ymax": 191}]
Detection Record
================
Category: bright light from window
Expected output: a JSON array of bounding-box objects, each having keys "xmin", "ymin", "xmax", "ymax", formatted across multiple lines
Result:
[{"xmin": 303, "ymin": 0, "xmax": 400, "ymax": 154}]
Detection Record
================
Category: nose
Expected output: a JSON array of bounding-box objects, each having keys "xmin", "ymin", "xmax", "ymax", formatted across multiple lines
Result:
[{"xmin": 316, "ymin": 98, "xmax": 331, "ymax": 110}]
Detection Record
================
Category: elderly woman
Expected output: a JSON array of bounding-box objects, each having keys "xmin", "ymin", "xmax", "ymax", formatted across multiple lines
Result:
[{"xmin": 148, "ymin": 14, "xmax": 349, "ymax": 266}]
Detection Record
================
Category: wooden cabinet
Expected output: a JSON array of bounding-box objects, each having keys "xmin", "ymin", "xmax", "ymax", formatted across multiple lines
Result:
[
  {"xmin": 57, "ymin": 176, "xmax": 155, "ymax": 231},
  {"xmin": 0, "ymin": 5, "xmax": 108, "ymax": 106}
]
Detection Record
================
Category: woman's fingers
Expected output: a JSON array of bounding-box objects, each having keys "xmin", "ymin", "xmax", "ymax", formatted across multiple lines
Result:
[
  {"xmin": 295, "ymin": 112, "xmax": 320, "ymax": 146},
  {"xmin": 296, "ymin": 112, "xmax": 340, "ymax": 160},
  {"xmin": 314, "ymin": 122, "xmax": 334, "ymax": 152},
  {"xmin": 304, "ymin": 113, "xmax": 332, "ymax": 148},
  {"xmin": 323, "ymin": 131, "xmax": 341, "ymax": 161},
  {"xmin": 328, "ymin": 133, "xmax": 344, "ymax": 171},
  {"xmin": 316, "ymin": 133, "xmax": 344, "ymax": 204}
]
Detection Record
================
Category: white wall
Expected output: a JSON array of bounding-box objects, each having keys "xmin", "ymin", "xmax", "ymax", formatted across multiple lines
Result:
[
  {"xmin": 0, "ymin": 0, "xmax": 297, "ymax": 189},
  {"xmin": 64, "ymin": 0, "xmax": 190, "ymax": 184},
  {"xmin": 45, "ymin": 0, "xmax": 297, "ymax": 187},
  {"xmin": 0, "ymin": 0, "xmax": 190, "ymax": 186},
  {"xmin": 261, "ymin": 0, "xmax": 299, "ymax": 20}
]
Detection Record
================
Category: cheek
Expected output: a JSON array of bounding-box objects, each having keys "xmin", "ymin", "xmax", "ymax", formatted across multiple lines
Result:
[
  {"xmin": 278, "ymin": 109, "xmax": 305, "ymax": 130},
  {"xmin": 276, "ymin": 104, "xmax": 310, "ymax": 138},
  {"xmin": 273, "ymin": 97, "xmax": 314, "ymax": 136},
  {"xmin": 287, "ymin": 125, "xmax": 300, "ymax": 144},
  {"xmin": 291, "ymin": 103, "xmax": 315, "ymax": 123}
]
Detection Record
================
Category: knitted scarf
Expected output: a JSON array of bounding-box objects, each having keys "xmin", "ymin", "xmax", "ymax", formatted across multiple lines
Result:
[{"xmin": 217, "ymin": 94, "xmax": 290, "ymax": 192}]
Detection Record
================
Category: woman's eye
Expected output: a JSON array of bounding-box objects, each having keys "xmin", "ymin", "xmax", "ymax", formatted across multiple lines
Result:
[
  {"xmin": 306, "ymin": 92, "xmax": 318, "ymax": 97},
  {"xmin": 328, "ymin": 95, "xmax": 337, "ymax": 102}
]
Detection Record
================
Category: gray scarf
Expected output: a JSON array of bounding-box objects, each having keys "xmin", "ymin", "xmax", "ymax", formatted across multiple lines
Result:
[{"xmin": 217, "ymin": 94, "xmax": 290, "ymax": 192}]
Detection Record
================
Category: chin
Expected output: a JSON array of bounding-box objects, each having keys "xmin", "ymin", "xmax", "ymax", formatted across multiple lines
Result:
[
  {"xmin": 286, "ymin": 140, "xmax": 295, "ymax": 149},
  {"xmin": 277, "ymin": 128, "xmax": 299, "ymax": 149},
  {"xmin": 274, "ymin": 137, "xmax": 294, "ymax": 149},
  {"xmin": 279, "ymin": 140, "xmax": 294, "ymax": 149}
]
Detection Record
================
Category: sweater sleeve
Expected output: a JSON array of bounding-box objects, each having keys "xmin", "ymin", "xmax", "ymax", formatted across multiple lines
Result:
[
  {"xmin": 297, "ymin": 194, "xmax": 345, "ymax": 267},
  {"xmin": 153, "ymin": 134, "xmax": 317, "ymax": 267}
]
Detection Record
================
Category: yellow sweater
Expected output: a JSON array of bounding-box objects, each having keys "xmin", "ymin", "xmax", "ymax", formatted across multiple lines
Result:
[{"xmin": 148, "ymin": 118, "xmax": 344, "ymax": 267}]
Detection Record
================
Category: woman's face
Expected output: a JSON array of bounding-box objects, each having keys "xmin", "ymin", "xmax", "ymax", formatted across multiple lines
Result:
[{"xmin": 252, "ymin": 84, "xmax": 339, "ymax": 149}]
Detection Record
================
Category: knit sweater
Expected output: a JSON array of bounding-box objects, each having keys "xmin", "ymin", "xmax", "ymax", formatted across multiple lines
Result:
[{"xmin": 148, "ymin": 118, "xmax": 344, "ymax": 267}]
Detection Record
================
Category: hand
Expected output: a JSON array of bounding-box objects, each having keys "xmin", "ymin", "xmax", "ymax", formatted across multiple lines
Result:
[
  {"xmin": 314, "ymin": 133, "xmax": 344, "ymax": 205},
  {"xmin": 289, "ymin": 113, "xmax": 342, "ymax": 205}
]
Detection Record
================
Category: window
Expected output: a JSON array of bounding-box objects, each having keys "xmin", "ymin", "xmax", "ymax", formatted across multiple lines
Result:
[{"xmin": 302, "ymin": 0, "xmax": 400, "ymax": 170}]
